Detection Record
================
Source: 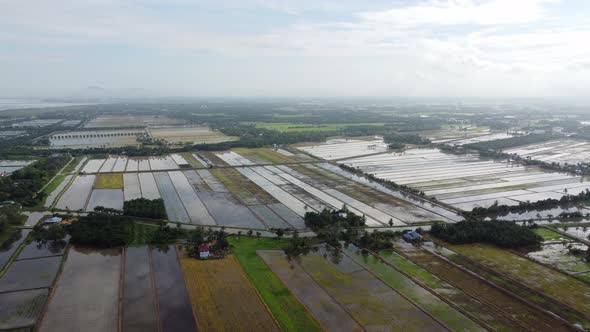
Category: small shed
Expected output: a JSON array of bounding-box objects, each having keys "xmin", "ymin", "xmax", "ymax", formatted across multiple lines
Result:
[
  {"xmin": 199, "ymin": 244, "xmax": 210, "ymax": 259},
  {"xmin": 402, "ymin": 231, "xmax": 422, "ymax": 242}
]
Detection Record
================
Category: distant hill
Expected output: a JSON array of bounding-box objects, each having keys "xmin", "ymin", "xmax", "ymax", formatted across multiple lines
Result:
[{"xmin": 67, "ymin": 86, "xmax": 152, "ymax": 100}]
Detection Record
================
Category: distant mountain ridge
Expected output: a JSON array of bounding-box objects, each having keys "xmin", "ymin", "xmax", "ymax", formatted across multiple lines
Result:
[{"xmin": 67, "ymin": 86, "xmax": 152, "ymax": 100}]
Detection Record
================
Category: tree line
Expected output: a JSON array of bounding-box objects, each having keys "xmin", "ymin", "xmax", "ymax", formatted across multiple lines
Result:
[
  {"xmin": 465, "ymin": 188, "xmax": 590, "ymax": 218},
  {"xmin": 0, "ymin": 155, "xmax": 70, "ymax": 206},
  {"xmin": 123, "ymin": 198, "xmax": 167, "ymax": 219},
  {"xmin": 430, "ymin": 220, "xmax": 542, "ymax": 248}
]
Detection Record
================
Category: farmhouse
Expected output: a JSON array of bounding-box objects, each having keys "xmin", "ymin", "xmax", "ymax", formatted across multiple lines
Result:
[{"xmin": 199, "ymin": 244, "xmax": 210, "ymax": 259}]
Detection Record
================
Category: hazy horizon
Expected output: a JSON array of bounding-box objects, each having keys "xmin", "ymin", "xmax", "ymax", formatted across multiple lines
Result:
[{"xmin": 1, "ymin": 0, "xmax": 589, "ymax": 98}]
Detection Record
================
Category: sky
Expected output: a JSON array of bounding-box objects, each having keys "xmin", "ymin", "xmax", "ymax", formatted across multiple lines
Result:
[{"xmin": 1, "ymin": 0, "xmax": 589, "ymax": 98}]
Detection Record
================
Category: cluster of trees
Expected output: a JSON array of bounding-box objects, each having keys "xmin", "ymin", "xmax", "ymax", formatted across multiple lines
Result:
[
  {"xmin": 149, "ymin": 223, "xmax": 187, "ymax": 245},
  {"xmin": 463, "ymin": 134, "xmax": 557, "ymax": 151},
  {"xmin": 558, "ymin": 211, "xmax": 584, "ymax": 219},
  {"xmin": 0, "ymin": 205, "xmax": 25, "ymax": 234},
  {"xmin": 384, "ymin": 133, "xmax": 431, "ymax": 145},
  {"xmin": 123, "ymin": 198, "xmax": 167, "ymax": 219},
  {"xmin": 304, "ymin": 207, "xmax": 366, "ymax": 249},
  {"xmin": 284, "ymin": 230, "xmax": 312, "ymax": 258},
  {"xmin": 430, "ymin": 220, "xmax": 542, "ymax": 248},
  {"xmin": 387, "ymin": 142, "xmax": 405, "ymax": 150},
  {"xmin": 0, "ymin": 155, "xmax": 70, "ymax": 206},
  {"xmin": 356, "ymin": 230, "xmax": 401, "ymax": 251},
  {"xmin": 185, "ymin": 226, "xmax": 230, "ymax": 257},
  {"xmin": 286, "ymin": 207, "xmax": 407, "ymax": 259},
  {"xmin": 466, "ymin": 189, "xmax": 590, "ymax": 218},
  {"xmin": 67, "ymin": 212, "xmax": 132, "ymax": 247}
]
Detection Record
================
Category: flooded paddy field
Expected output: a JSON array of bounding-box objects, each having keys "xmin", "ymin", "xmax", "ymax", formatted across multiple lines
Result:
[
  {"xmin": 378, "ymin": 247, "xmax": 520, "ymax": 330},
  {"xmin": 317, "ymin": 163, "xmax": 462, "ymax": 222},
  {"xmin": 339, "ymin": 148, "xmax": 588, "ymax": 211},
  {"xmin": 214, "ymin": 150, "xmax": 256, "ymax": 166},
  {"xmin": 249, "ymin": 204, "xmax": 291, "ymax": 228},
  {"xmin": 340, "ymin": 244, "xmax": 484, "ymax": 331},
  {"xmin": 180, "ymin": 253, "xmax": 280, "ymax": 331},
  {"xmin": 0, "ymin": 289, "xmax": 48, "ymax": 330},
  {"xmin": 0, "ymin": 256, "xmax": 61, "ymax": 292},
  {"xmin": 495, "ymin": 206, "xmax": 590, "ymax": 221},
  {"xmin": 505, "ymin": 138, "xmax": 590, "ymax": 166},
  {"xmin": 0, "ymin": 229, "xmax": 31, "ymax": 270},
  {"xmin": 445, "ymin": 132, "xmax": 514, "ymax": 146},
  {"xmin": 170, "ymin": 153, "xmax": 190, "ymax": 167},
  {"xmin": 86, "ymin": 189, "xmax": 124, "ymax": 211},
  {"xmin": 138, "ymin": 172, "xmax": 161, "ymax": 199},
  {"xmin": 0, "ymin": 159, "xmax": 35, "ymax": 175},
  {"xmin": 197, "ymin": 191, "xmax": 265, "ymax": 229},
  {"xmin": 84, "ymin": 115, "xmax": 183, "ymax": 128},
  {"xmin": 122, "ymin": 247, "xmax": 157, "ymax": 332},
  {"xmin": 150, "ymin": 246, "xmax": 197, "ymax": 332},
  {"xmin": 424, "ymin": 125, "xmax": 492, "ymax": 144},
  {"xmin": 81, "ymin": 158, "xmax": 105, "ymax": 173},
  {"xmin": 22, "ymin": 211, "xmax": 51, "ymax": 227},
  {"xmin": 99, "ymin": 156, "xmax": 117, "ymax": 172},
  {"xmin": 17, "ymin": 238, "xmax": 68, "ymax": 260},
  {"xmin": 259, "ymin": 250, "xmax": 364, "ymax": 332},
  {"xmin": 297, "ymin": 138, "xmax": 388, "ymax": 160},
  {"xmin": 44, "ymin": 174, "xmax": 72, "ymax": 208},
  {"xmin": 272, "ymin": 165, "xmax": 393, "ymax": 226},
  {"xmin": 560, "ymin": 225, "xmax": 590, "ymax": 241},
  {"xmin": 123, "ymin": 173, "xmax": 142, "ymax": 201},
  {"xmin": 168, "ymin": 171, "xmax": 216, "ymax": 225},
  {"xmin": 125, "ymin": 158, "xmax": 139, "ymax": 172},
  {"xmin": 149, "ymin": 155, "xmax": 178, "ymax": 170},
  {"xmin": 53, "ymin": 149, "xmax": 482, "ymax": 227},
  {"xmin": 153, "ymin": 172, "xmax": 190, "ymax": 223},
  {"xmin": 393, "ymin": 240, "xmax": 577, "ymax": 330},
  {"xmin": 275, "ymin": 245, "xmax": 449, "ymax": 330},
  {"xmin": 149, "ymin": 126, "xmax": 237, "ymax": 144},
  {"xmin": 39, "ymin": 246, "xmax": 121, "ymax": 332},
  {"xmin": 182, "ymin": 153, "xmax": 208, "ymax": 168},
  {"xmin": 112, "ymin": 156, "xmax": 128, "ymax": 172},
  {"xmin": 49, "ymin": 129, "xmax": 143, "ymax": 149},
  {"xmin": 211, "ymin": 167, "xmax": 274, "ymax": 204},
  {"xmin": 524, "ymin": 242, "xmax": 590, "ymax": 274}
]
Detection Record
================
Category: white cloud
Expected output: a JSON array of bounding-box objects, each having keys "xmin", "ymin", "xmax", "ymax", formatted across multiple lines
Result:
[
  {"xmin": 358, "ymin": 0, "xmax": 559, "ymax": 27},
  {"xmin": 0, "ymin": 0, "xmax": 587, "ymax": 97}
]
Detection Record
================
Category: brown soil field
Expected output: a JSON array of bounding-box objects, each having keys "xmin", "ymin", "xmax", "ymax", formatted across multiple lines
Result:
[
  {"xmin": 180, "ymin": 254, "xmax": 280, "ymax": 332},
  {"xmin": 259, "ymin": 250, "xmax": 363, "ymax": 332},
  {"xmin": 442, "ymin": 242, "xmax": 590, "ymax": 329},
  {"xmin": 394, "ymin": 241, "xmax": 578, "ymax": 331},
  {"xmin": 298, "ymin": 247, "xmax": 449, "ymax": 331}
]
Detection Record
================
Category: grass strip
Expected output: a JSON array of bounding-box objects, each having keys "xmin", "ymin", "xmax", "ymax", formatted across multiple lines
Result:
[
  {"xmin": 229, "ymin": 236, "xmax": 322, "ymax": 332},
  {"xmin": 533, "ymin": 228, "xmax": 567, "ymax": 241}
]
